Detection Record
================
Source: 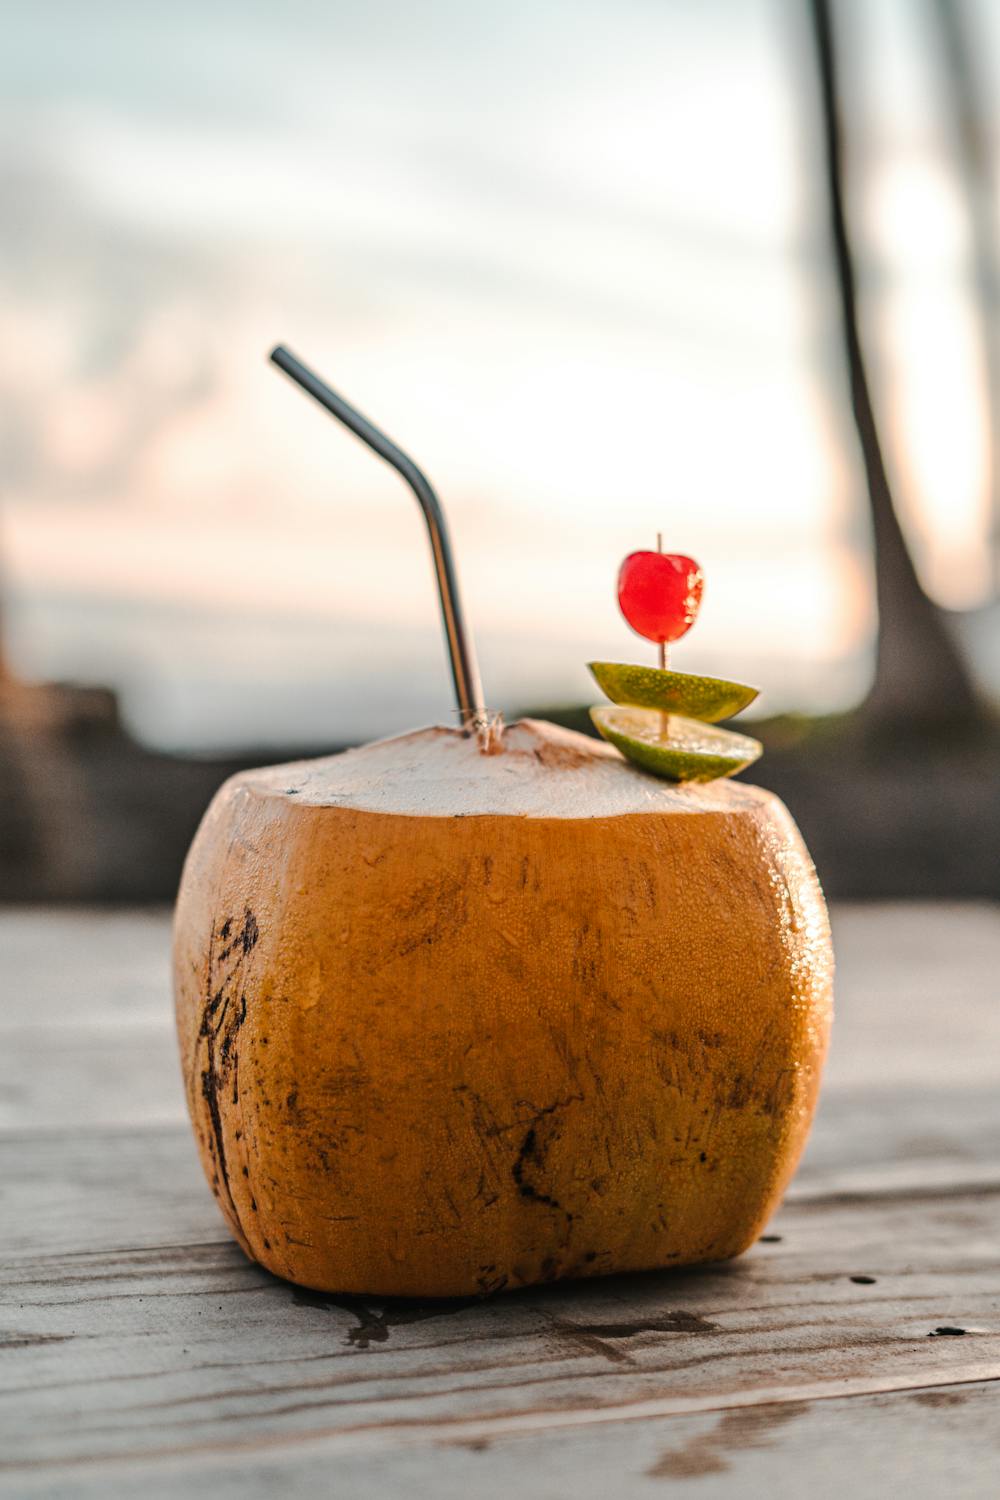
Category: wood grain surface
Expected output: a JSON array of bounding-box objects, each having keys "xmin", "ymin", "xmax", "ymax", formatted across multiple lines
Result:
[{"xmin": 1, "ymin": 903, "xmax": 998, "ymax": 1497}]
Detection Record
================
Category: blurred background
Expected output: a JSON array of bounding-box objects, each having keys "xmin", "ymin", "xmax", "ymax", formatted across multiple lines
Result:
[{"xmin": 1, "ymin": 0, "xmax": 997, "ymax": 899}]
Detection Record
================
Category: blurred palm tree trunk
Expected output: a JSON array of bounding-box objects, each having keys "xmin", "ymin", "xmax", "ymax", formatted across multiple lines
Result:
[
  {"xmin": 809, "ymin": 0, "xmax": 981, "ymax": 729},
  {"xmin": 929, "ymin": 0, "xmax": 1000, "ymax": 597}
]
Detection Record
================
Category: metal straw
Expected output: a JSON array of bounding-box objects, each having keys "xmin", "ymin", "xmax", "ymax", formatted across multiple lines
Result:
[{"xmin": 269, "ymin": 346, "xmax": 486, "ymax": 733}]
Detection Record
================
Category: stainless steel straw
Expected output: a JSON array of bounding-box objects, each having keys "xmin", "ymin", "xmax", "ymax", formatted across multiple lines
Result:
[{"xmin": 269, "ymin": 346, "xmax": 486, "ymax": 733}]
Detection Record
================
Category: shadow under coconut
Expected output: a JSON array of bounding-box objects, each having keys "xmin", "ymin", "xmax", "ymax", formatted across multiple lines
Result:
[{"xmin": 277, "ymin": 1253, "xmax": 758, "ymax": 1354}]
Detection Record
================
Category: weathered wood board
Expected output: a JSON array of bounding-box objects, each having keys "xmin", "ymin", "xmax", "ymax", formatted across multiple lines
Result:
[{"xmin": 1, "ymin": 904, "xmax": 998, "ymax": 1496}]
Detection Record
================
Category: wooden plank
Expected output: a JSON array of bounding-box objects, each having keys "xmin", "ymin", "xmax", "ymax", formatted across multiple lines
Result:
[
  {"xmin": 5, "ymin": 1381, "xmax": 1000, "ymax": 1500},
  {"xmin": 0, "ymin": 1032, "xmax": 180, "ymax": 1132},
  {"xmin": 823, "ymin": 903, "xmax": 1000, "ymax": 1092},
  {"xmin": 0, "ymin": 1128, "xmax": 208, "ymax": 1260},
  {"xmin": 0, "ymin": 907, "xmax": 178, "ymax": 1131},
  {"xmin": 793, "ymin": 1084, "xmax": 1000, "ymax": 1198},
  {"xmin": 1, "ymin": 904, "xmax": 998, "ymax": 1495},
  {"xmin": 0, "ymin": 909, "xmax": 172, "ymax": 1029},
  {"xmin": 1, "ymin": 1150, "xmax": 998, "ymax": 1471}
]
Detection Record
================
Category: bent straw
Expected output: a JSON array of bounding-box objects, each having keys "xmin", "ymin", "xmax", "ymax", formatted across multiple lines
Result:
[{"xmin": 269, "ymin": 346, "xmax": 487, "ymax": 734}]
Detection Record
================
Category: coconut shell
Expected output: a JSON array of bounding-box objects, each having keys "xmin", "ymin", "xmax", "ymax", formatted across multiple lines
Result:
[{"xmin": 173, "ymin": 719, "xmax": 833, "ymax": 1296}]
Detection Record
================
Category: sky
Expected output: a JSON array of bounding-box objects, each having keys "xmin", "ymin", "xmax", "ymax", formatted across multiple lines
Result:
[{"xmin": 1, "ymin": 0, "xmax": 997, "ymax": 750}]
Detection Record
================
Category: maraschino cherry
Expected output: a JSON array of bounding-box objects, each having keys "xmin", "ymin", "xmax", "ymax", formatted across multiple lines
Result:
[
  {"xmin": 617, "ymin": 546, "xmax": 704, "ymax": 650},
  {"xmin": 588, "ymin": 538, "xmax": 760, "ymax": 781}
]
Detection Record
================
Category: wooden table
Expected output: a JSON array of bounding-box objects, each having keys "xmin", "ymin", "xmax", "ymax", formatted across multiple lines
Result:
[{"xmin": 2, "ymin": 904, "xmax": 999, "ymax": 1497}]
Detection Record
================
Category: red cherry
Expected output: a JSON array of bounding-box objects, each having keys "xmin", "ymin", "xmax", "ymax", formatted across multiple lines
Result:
[{"xmin": 617, "ymin": 551, "xmax": 704, "ymax": 644}]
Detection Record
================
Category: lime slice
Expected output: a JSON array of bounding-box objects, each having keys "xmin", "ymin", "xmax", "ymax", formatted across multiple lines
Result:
[
  {"xmin": 590, "ymin": 706, "xmax": 762, "ymax": 783},
  {"xmin": 588, "ymin": 662, "xmax": 758, "ymax": 722}
]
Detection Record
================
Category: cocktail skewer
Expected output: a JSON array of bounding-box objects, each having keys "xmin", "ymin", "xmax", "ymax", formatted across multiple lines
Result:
[
  {"xmin": 655, "ymin": 533, "xmax": 668, "ymax": 737},
  {"xmin": 656, "ymin": 532, "xmax": 668, "ymax": 674}
]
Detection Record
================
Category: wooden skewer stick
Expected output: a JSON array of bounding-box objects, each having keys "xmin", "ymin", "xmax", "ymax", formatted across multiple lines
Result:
[
  {"xmin": 657, "ymin": 532, "xmax": 669, "ymax": 740},
  {"xmin": 656, "ymin": 533, "xmax": 669, "ymax": 674}
]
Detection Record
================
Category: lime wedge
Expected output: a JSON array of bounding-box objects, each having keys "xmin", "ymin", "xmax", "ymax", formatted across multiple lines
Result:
[
  {"xmin": 590, "ymin": 706, "xmax": 762, "ymax": 783},
  {"xmin": 588, "ymin": 662, "xmax": 758, "ymax": 722}
]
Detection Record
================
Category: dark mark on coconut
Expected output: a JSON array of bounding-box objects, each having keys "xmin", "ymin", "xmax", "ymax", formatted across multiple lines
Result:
[
  {"xmin": 512, "ymin": 1128, "xmax": 562, "ymax": 1210},
  {"xmin": 850, "ymin": 1275, "xmax": 877, "ymax": 1284},
  {"xmin": 928, "ymin": 1326, "xmax": 967, "ymax": 1337},
  {"xmin": 197, "ymin": 908, "xmax": 260, "ymax": 1241},
  {"xmin": 511, "ymin": 1097, "xmax": 582, "ymax": 1216},
  {"xmin": 759, "ymin": 1234, "xmax": 782, "ymax": 1243}
]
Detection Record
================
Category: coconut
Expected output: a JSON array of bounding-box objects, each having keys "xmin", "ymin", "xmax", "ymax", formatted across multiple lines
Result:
[{"xmin": 173, "ymin": 718, "xmax": 832, "ymax": 1297}]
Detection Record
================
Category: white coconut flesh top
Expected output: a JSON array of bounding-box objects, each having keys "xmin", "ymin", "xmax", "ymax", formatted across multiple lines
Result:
[{"xmin": 244, "ymin": 719, "xmax": 768, "ymax": 819}]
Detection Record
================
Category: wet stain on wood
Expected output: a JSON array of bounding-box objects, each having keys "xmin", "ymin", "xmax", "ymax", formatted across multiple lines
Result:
[
  {"xmin": 912, "ymin": 1389, "xmax": 971, "ymax": 1409},
  {"xmin": 560, "ymin": 1309, "xmax": 720, "ymax": 1340},
  {"xmin": 648, "ymin": 1402, "xmax": 807, "ymax": 1480},
  {"xmin": 550, "ymin": 1308, "xmax": 719, "ymax": 1366},
  {"xmin": 291, "ymin": 1287, "xmax": 479, "ymax": 1349}
]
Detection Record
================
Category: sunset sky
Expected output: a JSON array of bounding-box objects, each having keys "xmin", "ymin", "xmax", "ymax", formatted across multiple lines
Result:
[{"xmin": 2, "ymin": 0, "xmax": 997, "ymax": 749}]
